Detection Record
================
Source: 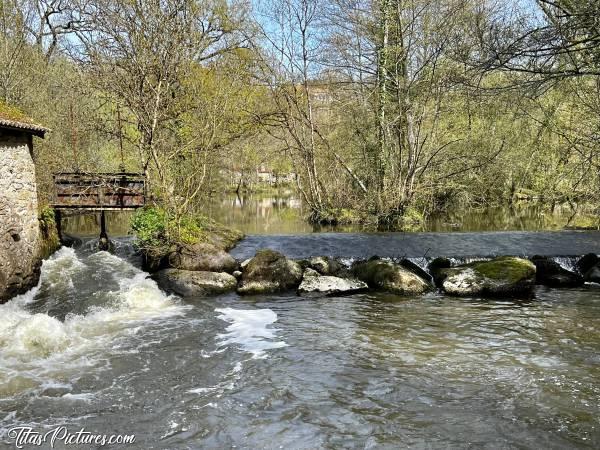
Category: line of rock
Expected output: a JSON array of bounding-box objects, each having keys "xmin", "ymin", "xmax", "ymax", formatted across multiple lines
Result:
[{"xmin": 149, "ymin": 242, "xmax": 600, "ymax": 299}]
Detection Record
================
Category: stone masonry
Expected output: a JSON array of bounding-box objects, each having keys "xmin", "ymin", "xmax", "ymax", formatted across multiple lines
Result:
[{"xmin": 0, "ymin": 131, "xmax": 41, "ymax": 302}]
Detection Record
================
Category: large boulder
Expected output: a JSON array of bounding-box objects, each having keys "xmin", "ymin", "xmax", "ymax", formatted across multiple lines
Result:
[
  {"xmin": 238, "ymin": 249, "xmax": 303, "ymax": 295},
  {"xmin": 428, "ymin": 257, "xmax": 452, "ymax": 287},
  {"xmin": 153, "ymin": 269, "xmax": 237, "ymax": 297},
  {"xmin": 530, "ymin": 256, "xmax": 583, "ymax": 287},
  {"xmin": 352, "ymin": 259, "xmax": 431, "ymax": 295},
  {"xmin": 167, "ymin": 242, "xmax": 238, "ymax": 273},
  {"xmin": 298, "ymin": 268, "xmax": 368, "ymax": 297},
  {"xmin": 439, "ymin": 257, "xmax": 535, "ymax": 297}
]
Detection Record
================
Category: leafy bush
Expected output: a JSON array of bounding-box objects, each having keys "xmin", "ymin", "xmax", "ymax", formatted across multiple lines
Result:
[
  {"xmin": 129, "ymin": 206, "xmax": 168, "ymax": 248},
  {"xmin": 130, "ymin": 206, "xmax": 243, "ymax": 252}
]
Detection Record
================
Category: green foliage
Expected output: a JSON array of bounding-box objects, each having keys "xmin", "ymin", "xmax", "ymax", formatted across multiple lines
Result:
[
  {"xmin": 130, "ymin": 207, "xmax": 169, "ymax": 249},
  {"xmin": 38, "ymin": 206, "xmax": 60, "ymax": 259},
  {"xmin": 2, "ymin": 0, "xmax": 599, "ymax": 230},
  {"xmin": 130, "ymin": 206, "xmax": 243, "ymax": 251},
  {"xmin": 39, "ymin": 206, "xmax": 56, "ymax": 229}
]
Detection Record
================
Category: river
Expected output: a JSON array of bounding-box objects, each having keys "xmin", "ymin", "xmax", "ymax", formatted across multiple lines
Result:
[{"xmin": 1, "ymin": 199, "xmax": 599, "ymax": 449}]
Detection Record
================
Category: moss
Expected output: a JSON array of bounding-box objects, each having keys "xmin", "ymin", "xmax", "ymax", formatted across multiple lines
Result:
[
  {"xmin": 469, "ymin": 257, "xmax": 535, "ymax": 283},
  {"xmin": 0, "ymin": 100, "xmax": 36, "ymax": 124},
  {"xmin": 360, "ymin": 260, "xmax": 396, "ymax": 281},
  {"xmin": 38, "ymin": 206, "xmax": 60, "ymax": 259}
]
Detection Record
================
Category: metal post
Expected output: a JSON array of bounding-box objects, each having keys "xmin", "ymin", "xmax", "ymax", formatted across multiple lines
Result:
[{"xmin": 99, "ymin": 210, "xmax": 110, "ymax": 251}]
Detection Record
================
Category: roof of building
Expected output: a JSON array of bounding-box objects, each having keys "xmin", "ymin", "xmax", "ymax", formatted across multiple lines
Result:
[{"xmin": 0, "ymin": 102, "xmax": 49, "ymax": 138}]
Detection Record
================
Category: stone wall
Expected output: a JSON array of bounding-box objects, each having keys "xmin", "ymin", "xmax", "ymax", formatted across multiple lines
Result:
[{"xmin": 0, "ymin": 130, "xmax": 41, "ymax": 302}]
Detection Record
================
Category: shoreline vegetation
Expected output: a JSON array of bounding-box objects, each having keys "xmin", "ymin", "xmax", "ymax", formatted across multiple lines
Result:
[{"xmin": 129, "ymin": 206, "xmax": 244, "ymax": 271}]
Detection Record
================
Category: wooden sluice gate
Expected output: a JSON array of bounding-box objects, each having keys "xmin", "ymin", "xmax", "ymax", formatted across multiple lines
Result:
[{"xmin": 51, "ymin": 173, "xmax": 146, "ymax": 249}]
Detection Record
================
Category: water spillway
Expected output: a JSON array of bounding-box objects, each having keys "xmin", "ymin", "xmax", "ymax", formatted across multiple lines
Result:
[
  {"xmin": 0, "ymin": 235, "xmax": 599, "ymax": 449},
  {"xmin": 230, "ymin": 230, "xmax": 600, "ymax": 260}
]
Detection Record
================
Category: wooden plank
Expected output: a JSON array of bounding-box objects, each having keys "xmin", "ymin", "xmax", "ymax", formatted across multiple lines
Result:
[{"xmin": 52, "ymin": 172, "xmax": 146, "ymax": 210}]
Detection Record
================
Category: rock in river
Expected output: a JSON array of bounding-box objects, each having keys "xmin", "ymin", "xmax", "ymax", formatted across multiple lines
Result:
[
  {"xmin": 584, "ymin": 265, "xmax": 600, "ymax": 284},
  {"xmin": 530, "ymin": 256, "xmax": 583, "ymax": 287},
  {"xmin": 167, "ymin": 242, "xmax": 238, "ymax": 273},
  {"xmin": 238, "ymin": 249, "xmax": 303, "ymax": 295},
  {"xmin": 576, "ymin": 253, "xmax": 599, "ymax": 275},
  {"xmin": 576, "ymin": 253, "xmax": 600, "ymax": 283},
  {"xmin": 298, "ymin": 268, "xmax": 368, "ymax": 296},
  {"xmin": 439, "ymin": 256, "xmax": 535, "ymax": 297},
  {"xmin": 302, "ymin": 256, "xmax": 348, "ymax": 277},
  {"xmin": 153, "ymin": 269, "xmax": 237, "ymax": 297},
  {"xmin": 352, "ymin": 258, "xmax": 431, "ymax": 295}
]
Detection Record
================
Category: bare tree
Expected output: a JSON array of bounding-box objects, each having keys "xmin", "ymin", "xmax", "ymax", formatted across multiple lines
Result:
[{"xmin": 71, "ymin": 0, "xmax": 250, "ymax": 204}]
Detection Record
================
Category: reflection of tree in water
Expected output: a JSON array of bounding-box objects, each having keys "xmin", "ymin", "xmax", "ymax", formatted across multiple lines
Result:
[
  {"xmin": 62, "ymin": 211, "xmax": 134, "ymax": 237},
  {"xmin": 63, "ymin": 195, "xmax": 599, "ymax": 237},
  {"xmin": 206, "ymin": 192, "xmax": 600, "ymax": 235}
]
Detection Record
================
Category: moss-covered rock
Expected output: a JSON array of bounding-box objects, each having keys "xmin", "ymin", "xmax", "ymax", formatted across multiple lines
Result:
[
  {"xmin": 352, "ymin": 259, "xmax": 431, "ymax": 295},
  {"xmin": 131, "ymin": 206, "xmax": 243, "ymax": 272},
  {"xmin": 238, "ymin": 249, "xmax": 303, "ymax": 295},
  {"xmin": 428, "ymin": 257, "xmax": 452, "ymax": 287},
  {"xmin": 584, "ymin": 265, "xmax": 600, "ymax": 284},
  {"xmin": 153, "ymin": 269, "xmax": 237, "ymax": 297},
  {"xmin": 301, "ymin": 256, "xmax": 348, "ymax": 277},
  {"xmin": 440, "ymin": 257, "xmax": 536, "ymax": 297},
  {"xmin": 576, "ymin": 253, "xmax": 599, "ymax": 275}
]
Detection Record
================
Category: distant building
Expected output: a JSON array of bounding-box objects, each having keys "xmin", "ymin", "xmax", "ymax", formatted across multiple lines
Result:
[
  {"xmin": 257, "ymin": 165, "xmax": 296, "ymax": 185},
  {"xmin": 0, "ymin": 106, "xmax": 49, "ymax": 302}
]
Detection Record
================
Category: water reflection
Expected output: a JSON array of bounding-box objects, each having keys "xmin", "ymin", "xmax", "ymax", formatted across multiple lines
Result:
[
  {"xmin": 201, "ymin": 190, "xmax": 319, "ymax": 234},
  {"xmin": 204, "ymin": 192, "xmax": 598, "ymax": 235},
  {"xmin": 62, "ymin": 211, "xmax": 135, "ymax": 237},
  {"xmin": 60, "ymin": 192, "xmax": 599, "ymax": 237}
]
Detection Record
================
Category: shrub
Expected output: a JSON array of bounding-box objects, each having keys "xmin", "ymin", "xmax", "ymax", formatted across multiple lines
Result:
[
  {"xmin": 130, "ymin": 206, "xmax": 243, "ymax": 251},
  {"xmin": 130, "ymin": 206, "xmax": 168, "ymax": 249}
]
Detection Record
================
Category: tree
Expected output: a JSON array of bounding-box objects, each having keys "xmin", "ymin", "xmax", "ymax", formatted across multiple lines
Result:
[
  {"xmin": 479, "ymin": 0, "xmax": 600, "ymax": 78},
  {"xmin": 71, "ymin": 0, "xmax": 250, "ymax": 204}
]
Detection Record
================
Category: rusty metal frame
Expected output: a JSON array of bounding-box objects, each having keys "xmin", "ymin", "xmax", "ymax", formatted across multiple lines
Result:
[{"xmin": 51, "ymin": 172, "xmax": 146, "ymax": 211}]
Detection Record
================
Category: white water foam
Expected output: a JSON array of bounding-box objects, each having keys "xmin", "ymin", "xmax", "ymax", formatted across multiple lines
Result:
[
  {"xmin": 0, "ymin": 247, "xmax": 188, "ymax": 399},
  {"xmin": 551, "ymin": 256, "xmax": 578, "ymax": 272},
  {"xmin": 215, "ymin": 308, "xmax": 287, "ymax": 358}
]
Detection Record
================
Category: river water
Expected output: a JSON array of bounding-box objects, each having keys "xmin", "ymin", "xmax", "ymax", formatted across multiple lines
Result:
[
  {"xmin": 1, "ymin": 230, "xmax": 599, "ymax": 449},
  {"xmin": 3, "ymin": 196, "xmax": 600, "ymax": 449}
]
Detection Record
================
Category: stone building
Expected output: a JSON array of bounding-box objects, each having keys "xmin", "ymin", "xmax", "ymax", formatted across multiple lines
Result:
[{"xmin": 0, "ymin": 109, "xmax": 48, "ymax": 302}]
